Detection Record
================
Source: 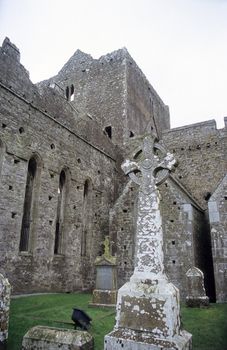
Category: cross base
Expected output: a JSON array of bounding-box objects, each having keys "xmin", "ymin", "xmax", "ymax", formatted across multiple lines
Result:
[
  {"xmin": 89, "ymin": 289, "xmax": 117, "ymax": 307},
  {"xmin": 104, "ymin": 277, "xmax": 192, "ymax": 349},
  {"xmin": 104, "ymin": 329, "xmax": 192, "ymax": 350},
  {"xmin": 114, "ymin": 278, "xmax": 182, "ymax": 337}
]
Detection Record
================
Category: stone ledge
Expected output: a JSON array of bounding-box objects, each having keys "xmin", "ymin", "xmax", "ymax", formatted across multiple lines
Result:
[
  {"xmin": 91, "ymin": 289, "xmax": 117, "ymax": 306},
  {"xmin": 186, "ymin": 296, "xmax": 209, "ymax": 308},
  {"xmin": 105, "ymin": 329, "xmax": 192, "ymax": 350}
]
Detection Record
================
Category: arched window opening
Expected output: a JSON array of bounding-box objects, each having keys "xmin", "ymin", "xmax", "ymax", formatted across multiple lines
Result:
[
  {"xmin": 104, "ymin": 126, "xmax": 112, "ymax": 139},
  {"xmin": 129, "ymin": 131, "xmax": 134, "ymax": 138},
  {"xmin": 0, "ymin": 139, "xmax": 4, "ymax": 177},
  {"xmin": 54, "ymin": 170, "xmax": 66, "ymax": 255},
  {"xmin": 204, "ymin": 192, "xmax": 211, "ymax": 201},
  {"xmin": 70, "ymin": 84, "xmax": 75, "ymax": 101},
  {"xmin": 19, "ymin": 157, "xmax": 37, "ymax": 252},
  {"xmin": 83, "ymin": 179, "xmax": 89, "ymax": 198},
  {"xmin": 66, "ymin": 86, "xmax": 69, "ymax": 101},
  {"xmin": 81, "ymin": 179, "xmax": 92, "ymax": 256}
]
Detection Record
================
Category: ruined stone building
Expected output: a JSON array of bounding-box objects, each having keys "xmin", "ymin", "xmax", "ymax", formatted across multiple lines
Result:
[{"xmin": 0, "ymin": 37, "xmax": 226, "ymax": 302}]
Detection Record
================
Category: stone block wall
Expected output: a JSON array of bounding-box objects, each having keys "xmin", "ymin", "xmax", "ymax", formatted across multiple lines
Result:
[
  {"xmin": 110, "ymin": 179, "xmax": 137, "ymax": 287},
  {"xmin": 125, "ymin": 54, "xmax": 170, "ymax": 139},
  {"xmin": 109, "ymin": 172, "xmax": 213, "ymax": 300},
  {"xmin": 208, "ymin": 174, "xmax": 227, "ymax": 302},
  {"xmin": 38, "ymin": 48, "xmax": 170, "ymax": 149},
  {"xmin": 163, "ymin": 120, "xmax": 227, "ymax": 208},
  {"xmin": 0, "ymin": 37, "xmax": 226, "ymax": 302},
  {"xmin": 160, "ymin": 177, "xmax": 215, "ymax": 300},
  {"xmin": 38, "ymin": 49, "xmax": 127, "ymax": 147},
  {"xmin": 0, "ymin": 38, "xmax": 121, "ymax": 294}
]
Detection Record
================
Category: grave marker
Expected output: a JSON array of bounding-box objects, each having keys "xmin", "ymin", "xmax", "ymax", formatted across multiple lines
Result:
[{"xmin": 105, "ymin": 133, "xmax": 192, "ymax": 349}]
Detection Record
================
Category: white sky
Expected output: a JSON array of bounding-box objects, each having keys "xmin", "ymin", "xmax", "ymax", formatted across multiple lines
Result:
[{"xmin": 0, "ymin": 0, "xmax": 227, "ymax": 129}]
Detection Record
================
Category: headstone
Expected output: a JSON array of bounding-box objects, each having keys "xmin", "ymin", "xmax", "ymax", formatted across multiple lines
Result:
[
  {"xmin": 186, "ymin": 267, "xmax": 209, "ymax": 307},
  {"xmin": 105, "ymin": 132, "xmax": 192, "ymax": 349},
  {"xmin": 22, "ymin": 326, "xmax": 93, "ymax": 350},
  {"xmin": 90, "ymin": 236, "xmax": 117, "ymax": 307},
  {"xmin": 0, "ymin": 274, "xmax": 11, "ymax": 350}
]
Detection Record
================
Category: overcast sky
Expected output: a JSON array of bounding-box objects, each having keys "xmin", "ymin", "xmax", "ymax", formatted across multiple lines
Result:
[{"xmin": 0, "ymin": 0, "xmax": 226, "ymax": 129}]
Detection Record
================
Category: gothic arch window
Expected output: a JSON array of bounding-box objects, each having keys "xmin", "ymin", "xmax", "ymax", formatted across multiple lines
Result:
[
  {"xmin": 0, "ymin": 139, "xmax": 5, "ymax": 177},
  {"xmin": 70, "ymin": 84, "xmax": 75, "ymax": 101},
  {"xmin": 54, "ymin": 169, "xmax": 68, "ymax": 255},
  {"xmin": 104, "ymin": 126, "xmax": 112, "ymax": 139},
  {"xmin": 19, "ymin": 154, "xmax": 42, "ymax": 252},
  {"xmin": 81, "ymin": 178, "xmax": 92, "ymax": 256},
  {"xmin": 65, "ymin": 85, "xmax": 75, "ymax": 101},
  {"xmin": 66, "ymin": 86, "xmax": 69, "ymax": 100}
]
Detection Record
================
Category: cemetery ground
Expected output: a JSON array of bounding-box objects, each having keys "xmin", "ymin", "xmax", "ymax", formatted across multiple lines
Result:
[{"xmin": 8, "ymin": 293, "xmax": 227, "ymax": 350}]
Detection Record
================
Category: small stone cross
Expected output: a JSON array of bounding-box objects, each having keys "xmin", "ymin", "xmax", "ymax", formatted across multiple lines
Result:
[
  {"xmin": 121, "ymin": 133, "xmax": 176, "ymax": 280},
  {"xmin": 103, "ymin": 236, "xmax": 111, "ymax": 257}
]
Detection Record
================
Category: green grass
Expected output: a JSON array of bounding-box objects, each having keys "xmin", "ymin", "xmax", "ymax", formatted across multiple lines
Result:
[
  {"xmin": 181, "ymin": 303, "xmax": 227, "ymax": 350},
  {"xmin": 8, "ymin": 293, "xmax": 115, "ymax": 350},
  {"xmin": 8, "ymin": 293, "xmax": 227, "ymax": 350}
]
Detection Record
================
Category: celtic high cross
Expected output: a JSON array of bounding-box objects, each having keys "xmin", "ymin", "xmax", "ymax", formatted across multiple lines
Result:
[
  {"xmin": 105, "ymin": 132, "xmax": 191, "ymax": 349},
  {"xmin": 122, "ymin": 133, "xmax": 176, "ymax": 280}
]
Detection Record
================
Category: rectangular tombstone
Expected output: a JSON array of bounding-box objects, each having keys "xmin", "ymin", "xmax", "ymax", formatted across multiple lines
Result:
[
  {"xmin": 91, "ymin": 237, "xmax": 118, "ymax": 307},
  {"xmin": 96, "ymin": 265, "xmax": 116, "ymax": 290},
  {"xmin": 186, "ymin": 267, "xmax": 209, "ymax": 307},
  {"xmin": 22, "ymin": 326, "xmax": 94, "ymax": 350}
]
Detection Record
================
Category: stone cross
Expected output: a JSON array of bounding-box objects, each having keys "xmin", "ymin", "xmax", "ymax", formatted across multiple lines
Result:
[
  {"xmin": 103, "ymin": 236, "xmax": 111, "ymax": 257},
  {"xmin": 121, "ymin": 133, "xmax": 176, "ymax": 280},
  {"xmin": 105, "ymin": 133, "xmax": 192, "ymax": 349}
]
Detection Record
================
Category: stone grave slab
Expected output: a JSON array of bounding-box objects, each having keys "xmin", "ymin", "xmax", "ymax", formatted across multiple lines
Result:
[{"xmin": 22, "ymin": 326, "xmax": 93, "ymax": 350}]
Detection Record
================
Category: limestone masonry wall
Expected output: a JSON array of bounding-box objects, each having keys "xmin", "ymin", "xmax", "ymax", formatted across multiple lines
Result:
[
  {"xmin": 208, "ymin": 175, "xmax": 227, "ymax": 302},
  {"xmin": 38, "ymin": 48, "xmax": 170, "ymax": 148},
  {"xmin": 110, "ymin": 173, "xmax": 214, "ymax": 300},
  {"xmin": 0, "ymin": 38, "xmax": 120, "ymax": 293},
  {"xmin": 125, "ymin": 54, "xmax": 170, "ymax": 139},
  {"xmin": 163, "ymin": 120, "xmax": 227, "ymax": 208},
  {"xmin": 0, "ymin": 37, "xmax": 226, "ymax": 301}
]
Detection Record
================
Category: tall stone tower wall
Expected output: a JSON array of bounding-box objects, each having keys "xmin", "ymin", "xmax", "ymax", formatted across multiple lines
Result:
[
  {"xmin": 38, "ymin": 48, "xmax": 170, "ymax": 148},
  {"xmin": 125, "ymin": 54, "xmax": 170, "ymax": 140}
]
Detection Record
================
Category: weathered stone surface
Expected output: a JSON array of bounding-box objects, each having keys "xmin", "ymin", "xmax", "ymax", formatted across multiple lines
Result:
[
  {"xmin": 110, "ymin": 128, "xmax": 219, "ymax": 301},
  {"xmin": 91, "ymin": 236, "xmax": 118, "ymax": 306},
  {"xmin": 105, "ymin": 329, "xmax": 192, "ymax": 350},
  {"xmin": 0, "ymin": 274, "xmax": 11, "ymax": 350},
  {"xmin": 105, "ymin": 134, "xmax": 192, "ymax": 349},
  {"xmin": 22, "ymin": 326, "xmax": 93, "ymax": 350},
  {"xmin": 208, "ymin": 174, "xmax": 227, "ymax": 302},
  {"xmin": 91, "ymin": 289, "xmax": 117, "ymax": 306},
  {"xmin": 186, "ymin": 267, "xmax": 209, "ymax": 307},
  {"xmin": 0, "ymin": 38, "xmax": 120, "ymax": 294},
  {"xmin": 0, "ymin": 36, "xmax": 226, "ymax": 305}
]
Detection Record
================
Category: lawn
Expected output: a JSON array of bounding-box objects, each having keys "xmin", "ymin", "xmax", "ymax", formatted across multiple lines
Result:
[{"xmin": 8, "ymin": 293, "xmax": 227, "ymax": 350}]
